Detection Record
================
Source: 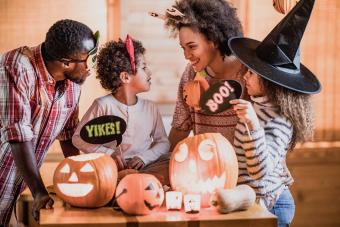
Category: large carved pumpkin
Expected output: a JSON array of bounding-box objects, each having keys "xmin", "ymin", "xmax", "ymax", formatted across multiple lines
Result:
[
  {"xmin": 116, "ymin": 173, "xmax": 164, "ymax": 215},
  {"xmin": 169, "ymin": 133, "xmax": 238, "ymax": 207},
  {"xmin": 53, "ymin": 153, "xmax": 118, "ymax": 208}
]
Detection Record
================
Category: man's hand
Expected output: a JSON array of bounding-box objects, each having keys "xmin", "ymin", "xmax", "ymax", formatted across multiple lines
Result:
[
  {"xmin": 10, "ymin": 141, "xmax": 53, "ymax": 222},
  {"xmin": 32, "ymin": 192, "xmax": 54, "ymax": 222},
  {"xmin": 127, "ymin": 157, "xmax": 145, "ymax": 170}
]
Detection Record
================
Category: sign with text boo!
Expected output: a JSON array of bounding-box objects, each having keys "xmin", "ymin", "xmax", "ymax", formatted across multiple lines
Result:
[{"xmin": 200, "ymin": 80, "xmax": 242, "ymax": 114}]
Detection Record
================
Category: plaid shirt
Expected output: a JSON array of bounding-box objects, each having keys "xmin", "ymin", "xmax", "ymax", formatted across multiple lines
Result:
[{"xmin": 0, "ymin": 44, "xmax": 81, "ymax": 225}]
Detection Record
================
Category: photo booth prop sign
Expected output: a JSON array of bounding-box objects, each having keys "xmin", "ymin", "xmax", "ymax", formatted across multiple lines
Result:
[
  {"xmin": 200, "ymin": 80, "xmax": 242, "ymax": 114},
  {"xmin": 80, "ymin": 115, "xmax": 126, "ymax": 145}
]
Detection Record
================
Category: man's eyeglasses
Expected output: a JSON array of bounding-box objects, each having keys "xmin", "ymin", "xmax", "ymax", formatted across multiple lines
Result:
[{"xmin": 60, "ymin": 31, "xmax": 100, "ymax": 69}]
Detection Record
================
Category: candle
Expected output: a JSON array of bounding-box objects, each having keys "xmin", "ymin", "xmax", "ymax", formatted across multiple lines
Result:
[
  {"xmin": 166, "ymin": 191, "xmax": 182, "ymax": 210},
  {"xmin": 184, "ymin": 194, "xmax": 201, "ymax": 213}
]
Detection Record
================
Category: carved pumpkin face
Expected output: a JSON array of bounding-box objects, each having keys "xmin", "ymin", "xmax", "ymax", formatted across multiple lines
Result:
[
  {"xmin": 53, "ymin": 153, "xmax": 118, "ymax": 208},
  {"xmin": 169, "ymin": 133, "xmax": 238, "ymax": 207},
  {"xmin": 116, "ymin": 173, "xmax": 164, "ymax": 215}
]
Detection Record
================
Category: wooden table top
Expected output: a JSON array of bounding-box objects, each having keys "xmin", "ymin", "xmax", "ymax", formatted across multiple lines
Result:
[
  {"xmin": 39, "ymin": 197, "xmax": 276, "ymax": 227},
  {"xmin": 18, "ymin": 161, "xmax": 277, "ymax": 227}
]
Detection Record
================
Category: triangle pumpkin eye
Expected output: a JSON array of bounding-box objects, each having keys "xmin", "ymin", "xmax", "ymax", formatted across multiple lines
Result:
[
  {"xmin": 60, "ymin": 164, "xmax": 70, "ymax": 173},
  {"xmin": 80, "ymin": 163, "xmax": 94, "ymax": 172},
  {"xmin": 145, "ymin": 183, "xmax": 155, "ymax": 191}
]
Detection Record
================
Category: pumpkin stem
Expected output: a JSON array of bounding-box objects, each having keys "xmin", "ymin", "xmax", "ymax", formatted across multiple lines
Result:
[{"xmin": 111, "ymin": 188, "xmax": 127, "ymax": 209}]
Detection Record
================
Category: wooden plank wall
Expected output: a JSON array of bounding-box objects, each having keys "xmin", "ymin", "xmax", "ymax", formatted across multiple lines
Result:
[{"xmin": 288, "ymin": 144, "xmax": 340, "ymax": 227}]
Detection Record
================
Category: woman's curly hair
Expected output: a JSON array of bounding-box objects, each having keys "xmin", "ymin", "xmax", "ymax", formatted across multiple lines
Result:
[
  {"xmin": 96, "ymin": 39, "xmax": 145, "ymax": 94},
  {"xmin": 164, "ymin": 0, "xmax": 243, "ymax": 57},
  {"xmin": 262, "ymin": 79, "xmax": 315, "ymax": 151}
]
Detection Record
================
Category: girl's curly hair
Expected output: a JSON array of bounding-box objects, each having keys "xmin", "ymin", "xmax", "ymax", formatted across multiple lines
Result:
[
  {"xmin": 164, "ymin": 0, "xmax": 243, "ymax": 57},
  {"xmin": 262, "ymin": 79, "xmax": 315, "ymax": 151},
  {"xmin": 96, "ymin": 39, "xmax": 145, "ymax": 94}
]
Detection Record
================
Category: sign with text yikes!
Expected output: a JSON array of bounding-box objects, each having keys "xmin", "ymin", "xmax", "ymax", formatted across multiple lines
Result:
[{"xmin": 80, "ymin": 115, "xmax": 127, "ymax": 145}]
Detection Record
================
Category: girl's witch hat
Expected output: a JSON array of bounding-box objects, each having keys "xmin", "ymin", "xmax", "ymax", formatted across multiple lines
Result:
[{"xmin": 228, "ymin": 0, "xmax": 321, "ymax": 94}]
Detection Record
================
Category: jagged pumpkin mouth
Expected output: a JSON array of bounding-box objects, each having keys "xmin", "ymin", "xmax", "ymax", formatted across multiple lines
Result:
[
  {"xmin": 177, "ymin": 172, "xmax": 226, "ymax": 193},
  {"xmin": 144, "ymin": 200, "xmax": 160, "ymax": 210}
]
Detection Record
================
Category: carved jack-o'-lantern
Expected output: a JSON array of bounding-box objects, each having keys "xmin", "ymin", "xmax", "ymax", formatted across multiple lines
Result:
[
  {"xmin": 170, "ymin": 133, "xmax": 238, "ymax": 207},
  {"xmin": 53, "ymin": 153, "xmax": 118, "ymax": 208},
  {"xmin": 116, "ymin": 173, "xmax": 164, "ymax": 215}
]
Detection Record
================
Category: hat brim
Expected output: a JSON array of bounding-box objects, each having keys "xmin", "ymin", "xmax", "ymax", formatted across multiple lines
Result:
[{"xmin": 228, "ymin": 37, "xmax": 321, "ymax": 94}]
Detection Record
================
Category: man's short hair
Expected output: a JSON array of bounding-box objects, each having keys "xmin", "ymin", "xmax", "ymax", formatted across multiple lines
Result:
[{"xmin": 44, "ymin": 19, "xmax": 94, "ymax": 61}]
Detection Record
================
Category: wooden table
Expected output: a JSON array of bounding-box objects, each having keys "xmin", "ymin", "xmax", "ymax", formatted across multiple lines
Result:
[
  {"xmin": 18, "ymin": 162, "xmax": 277, "ymax": 227},
  {"xmin": 39, "ymin": 197, "xmax": 276, "ymax": 227}
]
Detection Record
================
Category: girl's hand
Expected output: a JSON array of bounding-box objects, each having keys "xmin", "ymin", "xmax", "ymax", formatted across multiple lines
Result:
[
  {"xmin": 127, "ymin": 157, "xmax": 145, "ymax": 170},
  {"xmin": 230, "ymin": 99, "xmax": 261, "ymax": 131}
]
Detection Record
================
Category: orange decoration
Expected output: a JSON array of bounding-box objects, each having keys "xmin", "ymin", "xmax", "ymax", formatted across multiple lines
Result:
[
  {"xmin": 116, "ymin": 173, "xmax": 164, "ymax": 215},
  {"xmin": 53, "ymin": 153, "xmax": 118, "ymax": 208},
  {"xmin": 273, "ymin": 0, "xmax": 300, "ymax": 14},
  {"xmin": 169, "ymin": 133, "xmax": 238, "ymax": 207},
  {"xmin": 183, "ymin": 72, "xmax": 209, "ymax": 109}
]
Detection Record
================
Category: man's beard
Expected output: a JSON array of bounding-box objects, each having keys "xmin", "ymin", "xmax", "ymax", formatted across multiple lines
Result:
[{"xmin": 64, "ymin": 73, "xmax": 86, "ymax": 85}]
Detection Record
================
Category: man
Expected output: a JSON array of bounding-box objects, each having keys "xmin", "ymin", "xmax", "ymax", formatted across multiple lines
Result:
[{"xmin": 0, "ymin": 19, "xmax": 98, "ymax": 226}]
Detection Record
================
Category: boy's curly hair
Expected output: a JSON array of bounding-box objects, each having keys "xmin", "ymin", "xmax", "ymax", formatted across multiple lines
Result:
[
  {"xmin": 164, "ymin": 0, "xmax": 243, "ymax": 57},
  {"xmin": 96, "ymin": 39, "xmax": 145, "ymax": 94},
  {"xmin": 262, "ymin": 79, "xmax": 315, "ymax": 151}
]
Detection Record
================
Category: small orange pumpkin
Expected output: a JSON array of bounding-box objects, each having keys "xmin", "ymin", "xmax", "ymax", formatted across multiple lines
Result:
[
  {"xmin": 169, "ymin": 133, "xmax": 238, "ymax": 207},
  {"xmin": 53, "ymin": 153, "xmax": 118, "ymax": 208},
  {"xmin": 115, "ymin": 173, "xmax": 164, "ymax": 215},
  {"xmin": 183, "ymin": 72, "xmax": 209, "ymax": 109}
]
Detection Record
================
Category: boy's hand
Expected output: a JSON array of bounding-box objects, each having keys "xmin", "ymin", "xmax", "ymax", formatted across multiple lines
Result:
[
  {"xmin": 111, "ymin": 153, "xmax": 127, "ymax": 171},
  {"xmin": 111, "ymin": 144, "xmax": 131, "ymax": 170},
  {"xmin": 127, "ymin": 157, "xmax": 145, "ymax": 170},
  {"xmin": 230, "ymin": 99, "xmax": 260, "ymax": 131}
]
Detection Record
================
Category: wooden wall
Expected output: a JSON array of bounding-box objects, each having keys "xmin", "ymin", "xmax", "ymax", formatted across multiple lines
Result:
[{"xmin": 288, "ymin": 144, "xmax": 340, "ymax": 227}]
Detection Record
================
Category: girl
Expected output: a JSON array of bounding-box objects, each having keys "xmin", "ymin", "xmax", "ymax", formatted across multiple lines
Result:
[{"xmin": 228, "ymin": 0, "xmax": 320, "ymax": 226}]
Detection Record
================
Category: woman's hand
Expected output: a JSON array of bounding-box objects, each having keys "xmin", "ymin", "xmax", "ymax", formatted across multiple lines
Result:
[
  {"xmin": 127, "ymin": 156, "xmax": 145, "ymax": 170},
  {"xmin": 230, "ymin": 99, "xmax": 261, "ymax": 131}
]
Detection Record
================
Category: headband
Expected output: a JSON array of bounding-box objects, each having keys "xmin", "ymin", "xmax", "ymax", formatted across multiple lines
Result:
[{"xmin": 125, "ymin": 34, "xmax": 136, "ymax": 74}]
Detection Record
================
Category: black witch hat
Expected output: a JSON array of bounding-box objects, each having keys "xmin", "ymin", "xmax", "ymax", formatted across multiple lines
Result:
[{"xmin": 228, "ymin": 0, "xmax": 321, "ymax": 94}]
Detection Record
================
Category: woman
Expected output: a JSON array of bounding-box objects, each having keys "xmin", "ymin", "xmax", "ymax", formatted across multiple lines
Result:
[{"xmin": 159, "ymin": 0, "xmax": 248, "ymax": 150}]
